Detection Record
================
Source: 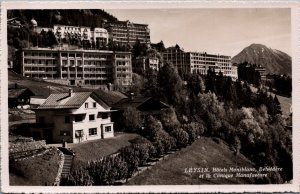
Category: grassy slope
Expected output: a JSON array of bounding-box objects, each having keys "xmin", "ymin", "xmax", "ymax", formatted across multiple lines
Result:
[
  {"xmin": 69, "ymin": 133, "xmax": 140, "ymax": 169},
  {"xmin": 276, "ymin": 95, "xmax": 292, "ymax": 116},
  {"xmin": 8, "ymin": 70, "xmax": 89, "ymax": 97},
  {"xmin": 249, "ymin": 85, "xmax": 291, "ymax": 116},
  {"xmin": 127, "ymin": 138, "xmax": 259, "ymax": 185},
  {"xmin": 9, "ymin": 147, "xmax": 60, "ymax": 186}
]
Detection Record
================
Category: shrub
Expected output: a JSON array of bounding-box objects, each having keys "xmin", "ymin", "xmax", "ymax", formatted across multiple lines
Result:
[
  {"xmin": 170, "ymin": 128, "xmax": 189, "ymax": 148},
  {"xmin": 60, "ymin": 167, "xmax": 93, "ymax": 186},
  {"xmin": 183, "ymin": 124, "xmax": 198, "ymax": 143},
  {"xmin": 233, "ymin": 136, "xmax": 241, "ymax": 155},
  {"xmin": 143, "ymin": 116, "xmax": 164, "ymax": 141},
  {"xmin": 85, "ymin": 155, "xmax": 128, "ymax": 185},
  {"xmin": 134, "ymin": 144, "xmax": 150, "ymax": 166},
  {"xmin": 119, "ymin": 145, "xmax": 140, "ymax": 177},
  {"xmin": 122, "ymin": 107, "xmax": 142, "ymax": 132},
  {"xmin": 152, "ymin": 139, "xmax": 164, "ymax": 157},
  {"xmin": 111, "ymin": 155, "xmax": 128, "ymax": 181},
  {"xmin": 160, "ymin": 107, "xmax": 181, "ymax": 132}
]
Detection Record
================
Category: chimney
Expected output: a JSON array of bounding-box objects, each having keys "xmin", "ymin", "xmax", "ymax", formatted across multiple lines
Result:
[
  {"xmin": 107, "ymin": 83, "xmax": 113, "ymax": 91},
  {"xmin": 68, "ymin": 88, "xmax": 73, "ymax": 97},
  {"xmin": 129, "ymin": 93, "xmax": 134, "ymax": 100}
]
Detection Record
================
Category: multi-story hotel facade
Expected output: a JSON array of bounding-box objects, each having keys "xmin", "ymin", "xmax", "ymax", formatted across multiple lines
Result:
[
  {"xmin": 103, "ymin": 20, "xmax": 151, "ymax": 47},
  {"xmin": 36, "ymin": 21, "xmax": 150, "ymax": 48},
  {"xmin": 53, "ymin": 25, "xmax": 109, "ymax": 45},
  {"xmin": 21, "ymin": 47, "xmax": 132, "ymax": 90},
  {"xmin": 132, "ymin": 56, "xmax": 160, "ymax": 74},
  {"xmin": 163, "ymin": 46, "xmax": 238, "ymax": 80}
]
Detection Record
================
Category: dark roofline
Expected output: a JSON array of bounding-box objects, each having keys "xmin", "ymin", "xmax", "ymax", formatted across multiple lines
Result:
[
  {"xmin": 112, "ymin": 96, "xmax": 170, "ymax": 111},
  {"xmin": 36, "ymin": 91, "xmax": 110, "ymax": 110},
  {"xmin": 105, "ymin": 20, "xmax": 148, "ymax": 27}
]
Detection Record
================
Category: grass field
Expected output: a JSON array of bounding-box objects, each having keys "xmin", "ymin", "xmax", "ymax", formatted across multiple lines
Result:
[
  {"xmin": 9, "ymin": 147, "xmax": 60, "ymax": 186},
  {"xmin": 276, "ymin": 95, "xmax": 292, "ymax": 116},
  {"xmin": 69, "ymin": 133, "xmax": 141, "ymax": 169},
  {"xmin": 126, "ymin": 137, "xmax": 263, "ymax": 185}
]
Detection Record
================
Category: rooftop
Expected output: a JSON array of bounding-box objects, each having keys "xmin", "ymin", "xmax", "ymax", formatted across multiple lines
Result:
[
  {"xmin": 36, "ymin": 91, "xmax": 109, "ymax": 110},
  {"xmin": 22, "ymin": 47, "xmax": 131, "ymax": 54},
  {"xmin": 8, "ymin": 88, "xmax": 33, "ymax": 98},
  {"xmin": 113, "ymin": 96, "xmax": 169, "ymax": 111}
]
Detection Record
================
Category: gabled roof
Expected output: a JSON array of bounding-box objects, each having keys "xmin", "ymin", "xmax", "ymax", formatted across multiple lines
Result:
[
  {"xmin": 36, "ymin": 91, "xmax": 110, "ymax": 110},
  {"xmin": 92, "ymin": 89, "xmax": 127, "ymax": 106},
  {"xmin": 112, "ymin": 97, "xmax": 170, "ymax": 111},
  {"xmin": 8, "ymin": 88, "xmax": 34, "ymax": 98}
]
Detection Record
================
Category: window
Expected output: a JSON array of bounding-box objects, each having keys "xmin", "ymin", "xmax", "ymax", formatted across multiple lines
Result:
[
  {"xmin": 75, "ymin": 130, "xmax": 84, "ymax": 138},
  {"xmin": 89, "ymin": 114, "xmax": 95, "ymax": 121},
  {"xmin": 65, "ymin": 116, "xmax": 70, "ymax": 123},
  {"xmin": 85, "ymin": 103, "xmax": 88, "ymax": 108},
  {"xmin": 105, "ymin": 126, "xmax": 112, "ymax": 132},
  {"xmin": 89, "ymin": 128, "xmax": 97, "ymax": 136},
  {"xmin": 93, "ymin": 102, "xmax": 96, "ymax": 108},
  {"xmin": 101, "ymin": 113, "xmax": 109, "ymax": 119},
  {"xmin": 75, "ymin": 115, "xmax": 83, "ymax": 122}
]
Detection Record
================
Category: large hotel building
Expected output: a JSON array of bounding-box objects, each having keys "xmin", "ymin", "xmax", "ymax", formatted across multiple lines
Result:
[
  {"xmin": 36, "ymin": 20, "xmax": 150, "ymax": 48},
  {"xmin": 21, "ymin": 47, "xmax": 132, "ymax": 90},
  {"xmin": 163, "ymin": 46, "xmax": 238, "ymax": 80},
  {"xmin": 103, "ymin": 20, "xmax": 151, "ymax": 47}
]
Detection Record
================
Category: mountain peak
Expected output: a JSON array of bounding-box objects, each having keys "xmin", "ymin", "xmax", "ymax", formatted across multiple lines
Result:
[{"xmin": 232, "ymin": 44, "xmax": 291, "ymax": 76}]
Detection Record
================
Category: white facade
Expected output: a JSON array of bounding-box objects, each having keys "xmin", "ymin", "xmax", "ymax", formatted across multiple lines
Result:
[
  {"xmin": 52, "ymin": 25, "xmax": 108, "ymax": 43},
  {"xmin": 21, "ymin": 48, "xmax": 132, "ymax": 88},
  {"xmin": 92, "ymin": 27, "xmax": 109, "ymax": 44},
  {"xmin": 33, "ymin": 93, "xmax": 114, "ymax": 143},
  {"xmin": 133, "ymin": 56, "xmax": 160, "ymax": 74},
  {"xmin": 163, "ymin": 47, "xmax": 238, "ymax": 80}
]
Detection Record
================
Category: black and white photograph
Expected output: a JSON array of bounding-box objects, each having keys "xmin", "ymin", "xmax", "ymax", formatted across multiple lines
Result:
[{"xmin": 1, "ymin": 1, "xmax": 299, "ymax": 193}]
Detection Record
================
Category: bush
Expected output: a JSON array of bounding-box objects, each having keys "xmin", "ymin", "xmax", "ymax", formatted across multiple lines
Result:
[
  {"xmin": 85, "ymin": 155, "xmax": 128, "ymax": 185},
  {"xmin": 143, "ymin": 116, "xmax": 164, "ymax": 141},
  {"xmin": 183, "ymin": 123, "xmax": 198, "ymax": 143},
  {"xmin": 119, "ymin": 145, "xmax": 140, "ymax": 177},
  {"xmin": 60, "ymin": 167, "xmax": 93, "ymax": 186},
  {"xmin": 152, "ymin": 139, "xmax": 164, "ymax": 157},
  {"xmin": 122, "ymin": 107, "xmax": 142, "ymax": 132},
  {"xmin": 160, "ymin": 107, "xmax": 181, "ymax": 132},
  {"xmin": 170, "ymin": 128, "xmax": 189, "ymax": 148}
]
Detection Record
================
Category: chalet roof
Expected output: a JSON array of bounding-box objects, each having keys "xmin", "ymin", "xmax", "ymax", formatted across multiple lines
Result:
[
  {"xmin": 36, "ymin": 91, "xmax": 110, "ymax": 110},
  {"xmin": 9, "ymin": 88, "xmax": 27, "ymax": 98},
  {"xmin": 112, "ymin": 96, "xmax": 170, "ymax": 111},
  {"xmin": 93, "ymin": 89, "xmax": 127, "ymax": 106},
  {"xmin": 8, "ymin": 88, "xmax": 34, "ymax": 98}
]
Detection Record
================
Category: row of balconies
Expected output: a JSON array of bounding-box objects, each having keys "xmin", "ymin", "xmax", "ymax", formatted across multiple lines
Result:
[
  {"xmin": 61, "ymin": 70, "xmax": 110, "ymax": 74},
  {"xmin": 24, "ymin": 63, "xmax": 57, "ymax": 67},
  {"xmin": 24, "ymin": 56, "xmax": 57, "ymax": 60},
  {"xmin": 24, "ymin": 70, "xmax": 57, "ymax": 74}
]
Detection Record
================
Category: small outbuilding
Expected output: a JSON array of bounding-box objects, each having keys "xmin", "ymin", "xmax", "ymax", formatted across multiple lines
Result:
[{"xmin": 8, "ymin": 85, "xmax": 35, "ymax": 108}]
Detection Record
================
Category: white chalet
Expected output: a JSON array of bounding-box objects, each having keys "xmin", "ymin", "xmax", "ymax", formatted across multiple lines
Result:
[{"xmin": 32, "ymin": 89, "xmax": 114, "ymax": 143}]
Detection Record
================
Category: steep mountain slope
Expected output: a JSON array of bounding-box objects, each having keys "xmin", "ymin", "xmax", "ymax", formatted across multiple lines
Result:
[{"xmin": 232, "ymin": 44, "xmax": 291, "ymax": 76}]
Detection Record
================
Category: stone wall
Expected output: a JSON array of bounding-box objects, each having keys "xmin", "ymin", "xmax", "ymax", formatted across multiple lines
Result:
[{"xmin": 9, "ymin": 140, "xmax": 46, "ymax": 154}]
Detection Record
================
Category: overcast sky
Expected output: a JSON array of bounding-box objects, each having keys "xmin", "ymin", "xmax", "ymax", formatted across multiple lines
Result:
[{"xmin": 107, "ymin": 8, "xmax": 291, "ymax": 57}]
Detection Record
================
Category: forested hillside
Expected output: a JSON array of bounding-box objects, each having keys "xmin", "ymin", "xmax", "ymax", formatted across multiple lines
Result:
[{"xmin": 8, "ymin": 9, "xmax": 117, "ymax": 28}]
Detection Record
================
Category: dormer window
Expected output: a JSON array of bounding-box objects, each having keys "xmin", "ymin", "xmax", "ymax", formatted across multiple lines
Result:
[
  {"xmin": 93, "ymin": 102, "xmax": 96, "ymax": 108},
  {"xmin": 85, "ymin": 103, "xmax": 88, "ymax": 108}
]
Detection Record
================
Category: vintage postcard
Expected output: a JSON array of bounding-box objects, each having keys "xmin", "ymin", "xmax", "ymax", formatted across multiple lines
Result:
[{"xmin": 1, "ymin": 0, "xmax": 299, "ymax": 193}]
